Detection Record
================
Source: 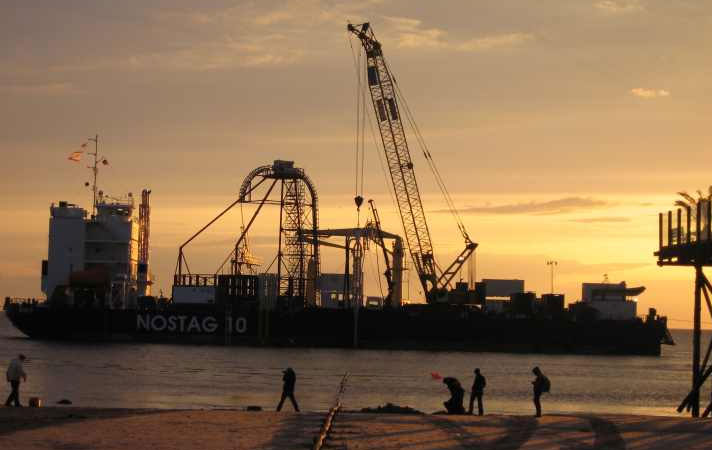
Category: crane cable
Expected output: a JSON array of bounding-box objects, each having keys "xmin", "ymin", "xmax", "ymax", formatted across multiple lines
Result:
[
  {"xmin": 348, "ymin": 35, "xmax": 418, "ymax": 239},
  {"xmin": 349, "ymin": 34, "xmax": 403, "ymax": 300},
  {"xmin": 385, "ymin": 58, "xmax": 471, "ymax": 243},
  {"xmin": 349, "ymin": 35, "xmax": 368, "ymax": 227}
]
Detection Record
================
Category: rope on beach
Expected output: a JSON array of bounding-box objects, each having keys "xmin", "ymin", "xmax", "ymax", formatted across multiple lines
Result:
[{"xmin": 312, "ymin": 373, "xmax": 349, "ymax": 450}]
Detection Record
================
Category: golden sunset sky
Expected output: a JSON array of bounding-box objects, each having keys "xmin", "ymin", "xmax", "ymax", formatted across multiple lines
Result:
[{"xmin": 1, "ymin": 1, "xmax": 711, "ymax": 328}]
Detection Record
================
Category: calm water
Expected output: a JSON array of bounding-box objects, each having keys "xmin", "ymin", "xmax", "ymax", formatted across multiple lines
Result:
[{"xmin": 1, "ymin": 313, "xmax": 707, "ymax": 416}]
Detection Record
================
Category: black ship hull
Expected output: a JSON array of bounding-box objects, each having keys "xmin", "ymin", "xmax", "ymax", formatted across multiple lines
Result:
[{"xmin": 3, "ymin": 302, "xmax": 669, "ymax": 355}]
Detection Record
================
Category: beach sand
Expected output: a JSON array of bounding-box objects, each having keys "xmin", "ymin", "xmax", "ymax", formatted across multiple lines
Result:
[{"xmin": 1, "ymin": 407, "xmax": 711, "ymax": 449}]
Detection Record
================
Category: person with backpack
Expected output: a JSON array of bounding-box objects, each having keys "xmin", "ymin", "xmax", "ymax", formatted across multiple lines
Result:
[
  {"xmin": 531, "ymin": 366, "xmax": 550, "ymax": 417},
  {"xmin": 468, "ymin": 368, "xmax": 486, "ymax": 415}
]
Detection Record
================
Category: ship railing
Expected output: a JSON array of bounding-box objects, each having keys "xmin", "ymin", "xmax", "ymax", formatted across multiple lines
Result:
[
  {"xmin": 3, "ymin": 297, "xmax": 42, "ymax": 306},
  {"xmin": 173, "ymin": 273, "xmax": 260, "ymax": 299},
  {"xmin": 173, "ymin": 274, "xmax": 218, "ymax": 287},
  {"xmin": 3, "ymin": 297, "xmax": 43, "ymax": 311}
]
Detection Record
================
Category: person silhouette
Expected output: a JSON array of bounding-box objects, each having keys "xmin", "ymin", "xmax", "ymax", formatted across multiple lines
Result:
[
  {"xmin": 5, "ymin": 354, "xmax": 27, "ymax": 407},
  {"xmin": 531, "ymin": 366, "xmax": 550, "ymax": 417},
  {"xmin": 276, "ymin": 368, "xmax": 300, "ymax": 412},
  {"xmin": 442, "ymin": 377, "xmax": 465, "ymax": 414},
  {"xmin": 468, "ymin": 368, "xmax": 486, "ymax": 415}
]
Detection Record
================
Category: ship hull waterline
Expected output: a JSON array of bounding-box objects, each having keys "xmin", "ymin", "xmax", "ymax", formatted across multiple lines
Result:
[{"xmin": 4, "ymin": 306, "xmax": 667, "ymax": 356}]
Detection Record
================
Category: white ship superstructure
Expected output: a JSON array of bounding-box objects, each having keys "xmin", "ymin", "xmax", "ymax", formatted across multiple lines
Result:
[
  {"xmin": 581, "ymin": 281, "xmax": 642, "ymax": 320},
  {"xmin": 41, "ymin": 190, "xmax": 151, "ymax": 308}
]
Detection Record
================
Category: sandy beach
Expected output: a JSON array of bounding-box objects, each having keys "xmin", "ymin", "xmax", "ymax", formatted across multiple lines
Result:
[{"xmin": 2, "ymin": 407, "xmax": 711, "ymax": 449}]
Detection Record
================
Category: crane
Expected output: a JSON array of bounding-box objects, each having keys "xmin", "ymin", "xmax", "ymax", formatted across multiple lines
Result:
[
  {"xmin": 368, "ymin": 199, "xmax": 394, "ymax": 306},
  {"xmin": 348, "ymin": 22, "xmax": 477, "ymax": 303}
]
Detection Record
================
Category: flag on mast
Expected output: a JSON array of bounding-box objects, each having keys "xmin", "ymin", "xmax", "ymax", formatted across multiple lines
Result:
[{"xmin": 68, "ymin": 142, "xmax": 89, "ymax": 162}]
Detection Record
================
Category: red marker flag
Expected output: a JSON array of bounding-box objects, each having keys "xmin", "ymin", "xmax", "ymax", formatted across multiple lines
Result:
[
  {"xmin": 431, "ymin": 372, "xmax": 442, "ymax": 381},
  {"xmin": 68, "ymin": 151, "xmax": 83, "ymax": 162}
]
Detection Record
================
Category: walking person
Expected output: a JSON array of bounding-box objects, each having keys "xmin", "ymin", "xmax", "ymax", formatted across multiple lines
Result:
[
  {"xmin": 468, "ymin": 368, "xmax": 486, "ymax": 415},
  {"xmin": 531, "ymin": 366, "xmax": 550, "ymax": 417},
  {"xmin": 276, "ymin": 367, "xmax": 300, "ymax": 412},
  {"xmin": 5, "ymin": 354, "xmax": 27, "ymax": 407}
]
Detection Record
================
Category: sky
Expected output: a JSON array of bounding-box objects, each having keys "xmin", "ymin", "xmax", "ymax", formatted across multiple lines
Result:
[{"xmin": 1, "ymin": 0, "xmax": 712, "ymax": 329}]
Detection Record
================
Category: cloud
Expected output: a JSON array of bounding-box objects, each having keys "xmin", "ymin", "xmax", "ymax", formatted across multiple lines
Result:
[
  {"xmin": 383, "ymin": 16, "xmax": 533, "ymax": 52},
  {"xmin": 0, "ymin": 82, "xmax": 82, "ymax": 95},
  {"xmin": 124, "ymin": 37, "xmax": 305, "ymax": 71},
  {"xmin": 253, "ymin": 10, "xmax": 297, "ymax": 26},
  {"xmin": 571, "ymin": 216, "xmax": 631, "ymax": 223},
  {"xmin": 389, "ymin": 21, "xmax": 447, "ymax": 49},
  {"xmin": 595, "ymin": 0, "xmax": 644, "ymax": 14},
  {"xmin": 457, "ymin": 33, "xmax": 534, "ymax": 51},
  {"xmin": 125, "ymin": 1, "xmax": 385, "ymax": 70},
  {"xmin": 444, "ymin": 197, "xmax": 609, "ymax": 215},
  {"xmin": 50, "ymin": 33, "xmax": 304, "ymax": 72},
  {"xmin": 630, "ymin": 87, "xmax": 670, "ymax": 99},
  {"xmin": 14, "ymin": 4, "xmax": 529, "ymax": 76}
]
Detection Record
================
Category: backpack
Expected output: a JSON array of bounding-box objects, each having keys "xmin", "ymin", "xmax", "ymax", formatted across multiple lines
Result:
[{"xmin": 541, "ymin": 375, "xmax": 551, "ymax": 393}]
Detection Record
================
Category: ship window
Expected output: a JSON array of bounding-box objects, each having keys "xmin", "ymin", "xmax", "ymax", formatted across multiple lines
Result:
[
  {"xmin": 376, "ymin": 99, "xmax": 388, "ymax": 122},
  {"xmin": 387, "ymin": 98, "xmax": 398, "ymax": 120},
  {"xmin": 367, "ymin": 66, "xmax": 379, "ymax": 86}
]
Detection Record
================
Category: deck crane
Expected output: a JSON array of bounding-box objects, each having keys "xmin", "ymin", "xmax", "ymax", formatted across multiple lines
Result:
[
  {"xmin": 348, "ymin": 22, "xmax": 477, "ymax": 303},
  {"xmin": 368, "ymin": 199, "xmax": 394, "ymax": 306}
]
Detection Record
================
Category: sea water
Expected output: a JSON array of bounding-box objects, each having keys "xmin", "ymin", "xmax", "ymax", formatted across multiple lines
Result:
[{"xmin": 1, "ymin": 313, "xmax": 706, "ymax": 416}]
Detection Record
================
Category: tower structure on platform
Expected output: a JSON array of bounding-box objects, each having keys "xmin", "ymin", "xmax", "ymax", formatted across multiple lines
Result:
[{"xmin": 175, "ymin": 160, "xmax": 320, "ymax": 306}]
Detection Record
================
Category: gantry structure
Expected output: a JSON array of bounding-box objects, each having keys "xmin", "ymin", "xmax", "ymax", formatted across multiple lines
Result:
[{"xmin": 174, "ymin": 160, "xmax": 319, "ymax": 304}]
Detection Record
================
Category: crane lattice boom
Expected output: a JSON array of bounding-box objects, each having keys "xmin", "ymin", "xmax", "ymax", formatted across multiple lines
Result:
[
  {"xmin": 349, "ymin": 22, "xmax": 437, "ymax": 297},
  {"xmin": 348, "ymin": 22, "xmax": 476, "ymax": 302}
]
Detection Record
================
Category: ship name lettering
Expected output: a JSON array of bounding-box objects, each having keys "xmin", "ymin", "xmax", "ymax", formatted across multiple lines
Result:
[
  {"xmin": 137, "ymin": 314, "xmax": 150, "ymax": 330},
  {"xmin": 235, "ymin": 317, "xmax": 247, "ymax": 334},
  {"xmin": 151, "ymin": 315, "xmax": 167, "ymax": 331},
  {"xmin": 187, "ymin": 316, "xmax": 201, "ymax": 333},
  {"xmin": 137, "ymin": 314, "xmax": 222, "ymax": 334},
  {"xmin": 203, "ymin": 317, "xmax": 218, "ymax": 333}
]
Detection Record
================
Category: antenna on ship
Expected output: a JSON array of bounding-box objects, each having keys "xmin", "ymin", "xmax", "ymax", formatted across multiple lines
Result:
[{"xmin": 86, "ymin": 134, "xmax": 109, "ymax": 217}]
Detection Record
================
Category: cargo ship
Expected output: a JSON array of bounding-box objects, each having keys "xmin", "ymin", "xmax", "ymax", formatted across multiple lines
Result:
[
  {"xmin": 3, "ymin": 160, "xmax": 673, "ymax": 355},
  {"xmin": 4, "ymin": 24, "xmax": 674, "ymax": 355}
]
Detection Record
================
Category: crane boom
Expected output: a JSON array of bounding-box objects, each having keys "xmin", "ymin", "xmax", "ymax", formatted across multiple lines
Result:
[
  {"xmin": 349, "ymin": 22, "xmax": 437, "ymax": 297},
  {"xmin": 348, "ymin": 22, "xmax": 476, "ymax": 303}
]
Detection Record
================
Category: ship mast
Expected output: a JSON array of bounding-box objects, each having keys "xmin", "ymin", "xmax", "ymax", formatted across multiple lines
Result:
[
  {"xmin": 86, "ymin": 134, "xmax": 109, "ymax": 217},
  {"xmin": 87, "ymin": 134, "xmax": 99, "ymax": 217}
]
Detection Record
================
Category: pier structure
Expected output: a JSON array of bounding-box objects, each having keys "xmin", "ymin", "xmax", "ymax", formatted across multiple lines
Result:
[{"xmin": 656, "ymin": 195, "xmax": 712, "ymax": 417}]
